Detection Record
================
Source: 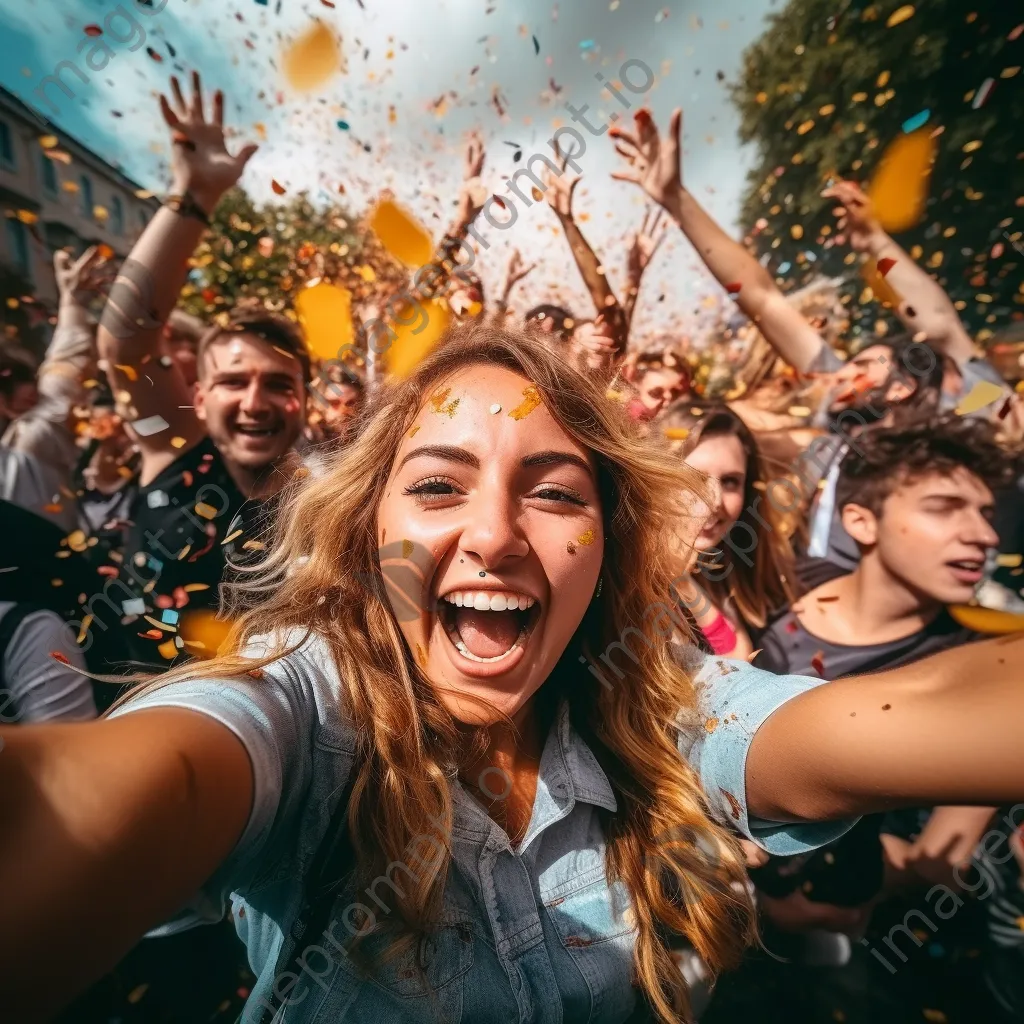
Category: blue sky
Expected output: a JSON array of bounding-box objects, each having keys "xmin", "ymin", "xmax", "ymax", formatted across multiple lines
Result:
[{"xmin": 0, "ymin": 0, "xmax": 777, "ymax": 332}]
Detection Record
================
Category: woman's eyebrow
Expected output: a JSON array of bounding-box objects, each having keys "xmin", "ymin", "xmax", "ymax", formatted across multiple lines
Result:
[
  {"xmin": 522, "ymin": 451, "xmax": 594, "ymax": 476},
  {"xmin": 398, "ymin": 444, "xmax": 480, "ymax": 470}
]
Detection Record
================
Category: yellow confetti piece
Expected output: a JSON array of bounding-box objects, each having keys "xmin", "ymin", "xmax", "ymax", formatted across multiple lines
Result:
[
  {"xmin": 996, "ymin": 554, "xmax": 1023, "ymax": 568},
  {"xmin": 222, "ymin": 529, "xmax": 244, "ymax": 546},
  {"xmin": 157, "ymin": 639, "xmax": 179, "ymax": 660},
  {"xmin": 402, "ymin": 539, "xmax": 414, "ymax": 559},
  {"xmin": 509, "ymin": 385, "xmax": 543, "ymax": 421},
  {"xmin": 577, "ymin": 528, "xmax": 596, "ymax": 546},
  {"xmin": 791, "ymin": 224, "xmax": 804, "ymax": 239},
  {"xmin": 886, "ymin": 4, "xmax": 915, "ymax": 28},
  {"xmin": 143, "ymin": 615, "xmax": 176, "ymax": 633},
  {"xmin": 796, "ymin": 120, "xmax": 815, "ymax": 135},
  {"xmin": 385, "ymin": 299, "xmax": 451, "ymax": 379},
  {"xmin": 66, "ymin": 530, "xmax": 88, "ymax": 553},
  {"xmin": 170, "ymin": 436, "xmax": 187, "ymax": 449},
  {"xmin": 39, "ymin": 134, "xmax": 58, "ymax": 149},
  {"xmin": 954, "ymin": 380, "xmax": 1004, "ymax": 416},
  {"xmin": 295, "ymin": 282, "xmax": 353, "ymax": 362},
  {"xmin": 282, "ymin": 21, "xmax": 345, "ymax": 92},
  {"xmin": 177, "ymin": 610, "xmax": 233, "ymax": 660},
  {"xmin": 183, "ymin": 583, "xmax": 210, "ymax": 593},
  {"xmin": 868, "ymin": 129, "xmax": 936, "ymax": 233},
  {"xmin": 242, "ymin": 540, "xmax": 265, "ymax": 551},
  {"xmin": 194, "ymin": 502, "xmax": 218, "ymax": 520},
  {"xmin": 663, "ymin": 427, "xmax": 690, "ymax": 440},
  {"xmin": 16, "ymin": 209, "xmax": 38, "ymax": 225},
  {"xmin": 127, "ymin": 983, "xmax": 150, "ymax": 1005},
  {"xmin": 949, "ymin": 605, "xmax": 1024, "ymax": 635},
  {"xmin": 408, "ymin": 425, "xmax": 421, "ymax": 438},
  {"xmin": 61, "ymin": 180, "xmax": 79, "ymax": 193},
  {"xmin": 368, "ymin": 196, "xmax": 434, "ymax": 269},
  {"xmin": 787, "ymin": 405, "xmax": 812, "ymax": 417}
]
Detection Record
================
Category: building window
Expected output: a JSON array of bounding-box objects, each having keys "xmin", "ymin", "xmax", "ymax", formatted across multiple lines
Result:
[
  {"xmin": 6, "ymin": 219, "xmax": 32, "ymax": 279},
  {"xmin": 110, "ymin": 195, "xmax": 124, "ymax": 235},
  {"xmin": 0, "ymin": 120, "xmax": 14, "ymax": 170},
  {"xmin": 80, "ymin": 175, "xmax": 93, "ymax": 217},
  {"xmin": 41, "ymin": 153, "xmax": 58, "ymax": 194}
]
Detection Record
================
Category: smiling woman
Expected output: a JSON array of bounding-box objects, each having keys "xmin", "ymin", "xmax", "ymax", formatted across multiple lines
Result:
[{"xmin": 2, "ymin": 323, "xmax": 1024, "ymax": 1024}]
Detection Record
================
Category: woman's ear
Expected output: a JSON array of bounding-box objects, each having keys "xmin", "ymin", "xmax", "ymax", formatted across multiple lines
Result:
[{"xmin": 840, "ymin": 501, "xmax": 878, "ymax": 548}]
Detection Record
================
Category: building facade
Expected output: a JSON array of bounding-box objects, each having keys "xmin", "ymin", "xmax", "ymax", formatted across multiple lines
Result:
[{"xmin": 0, "ymin": 85, "xmax": 159, "ymax": 307}]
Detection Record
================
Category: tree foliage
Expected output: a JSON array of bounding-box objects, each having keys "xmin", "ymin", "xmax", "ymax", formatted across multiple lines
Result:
[
  {"xmin": 731, "ymin": 0, "xmax": 1023, "ymax": 348},
  {"xmin": 178, "ymin": 187, "xmax": 409, "ymax": 338}
]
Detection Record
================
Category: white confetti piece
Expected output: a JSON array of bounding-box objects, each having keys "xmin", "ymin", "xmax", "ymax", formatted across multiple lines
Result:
[
  {"xmin": 122, "ymin": 598, "xmax": 146, "ymax": 616},
  {"xmin": 146, "ymin": 490, "xmax": 169, "ymax": 509},
  {"xmin": 131, "ymin": 415, "xmax": 169, "ymax": 437}
]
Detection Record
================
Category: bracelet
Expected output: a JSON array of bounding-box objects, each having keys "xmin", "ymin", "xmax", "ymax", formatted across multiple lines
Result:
[{"xmin": 164, "ymin": 191, "xmax": 211, "ymax": 227}]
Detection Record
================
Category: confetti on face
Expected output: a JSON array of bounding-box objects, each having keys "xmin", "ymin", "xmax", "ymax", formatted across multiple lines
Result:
[
  {"xmin": 489, "ymin": 403, "xmax": 502, "ymax": 414},
  {"xmin": 508, "ymin": 385, "xmax": 542, "ymax": 421},
  {"xmin": 566, "ymin": 541, "xmax": 577, "ymax": 556},
  {"xmin": 408, "ymin": 425, "xmax": 421, "ymax": 438},
  {"xmin": 576, "ymin": 528, "xmax": 596, "ymax": 546}
]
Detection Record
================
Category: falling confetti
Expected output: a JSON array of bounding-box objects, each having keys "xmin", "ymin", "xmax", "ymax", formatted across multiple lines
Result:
[
  {"xmin": 368, "ymin": 196, "xmax": 434, "ymax": 269},
  {"xmin": 886, "ymin": 5, "xmax": 915, "ymax": 28},
  {"xmin": 131, "ymin": 415, "xmax": 170, "ymax": 437},
  {"xmin": 385, "ymin": 299, "xmax": 451, "ymax": 378},
  {"xmin": 271, "ymin": 179, "xmax": 287, "ymax": 195},
  {"xmin": 282, "ymin": 20, "xmax": 345, "ymax": 92},
  {"xmin": 877, "ymin": 257, "xmax": 897, "ymax": 276},
  {"xmin": 954, "ymin": 380, "xmax": 1004, "ymax": 416},
  {"xmin": 295, "ymin": 282, "xmax": 353, "ymax": 361},
  {"xmin": 972, "ymin": 78, "xmax": 995, "ymax": 109},
  {"xmin": 901, "ymin": 109, "xmax": 930, "ymax": 133},
  {"xmin": 868, "ymin": 129, "xmax": 936, "ymax": 233}
]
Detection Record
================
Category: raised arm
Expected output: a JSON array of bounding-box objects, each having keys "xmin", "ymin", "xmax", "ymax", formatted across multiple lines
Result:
[
  {"xmin": 97, "ymin": 73, "xmax": 257, "ymax": 483},
  {"xmin": 824, "ymin": 180, "xmax": 974, "ymax": 366},
  {"xmin": 544, "ymin": 152, "xmax": 628, "ymax": 348},
  {"xmin": 610, "ymin": 108, "xmax": 827, "ymax": 373},
  {"xmin": 748, "ymin": 634, "xmax": 1024, "ymax": 823},
  {"xmin": 0, "ymin": 709, "xmax": 252, "ymax": 1019},
  {"xmin": 622, "ymin": 207, "xmax": 667, "ymax": 328},
  {"xmin": 1, "ymin": 247, "xmax": 106, "ymax": 469},
  {"xmin": 495, "ymin": 248, "xmax": 536, "ymax": 316}
]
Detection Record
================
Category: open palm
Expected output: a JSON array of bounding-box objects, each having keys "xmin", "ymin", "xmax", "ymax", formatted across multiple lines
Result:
[
  {"xmin": 159, "ymin": 72, "xmax": 258, "ymax": 211},
  {"xmin": 610, "ymin": 108, "xmax": 683, "ymax": 210}
]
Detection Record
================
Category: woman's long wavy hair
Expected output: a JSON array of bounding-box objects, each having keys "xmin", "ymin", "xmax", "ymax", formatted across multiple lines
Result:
[
  {"xmin": 662, "ymin": 403, "xmax": 799, "ymax": 629},
  {"xmin": 122, "ymin": 321, "xmax": 756, "ymax": 1020}
]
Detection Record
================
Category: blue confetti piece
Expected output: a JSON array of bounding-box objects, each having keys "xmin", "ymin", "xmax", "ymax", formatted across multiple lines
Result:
[
  {"xmin": 579, "ymin": 39, "xmax": 595, "ymax": 50},
  {"xmin": 337, "ymin": 120, "xmax": 350, "ymax": 130},
  {"xmin": 161, "ymin": 609, "xmax": 180, "ymax": 625},
  {"xmin": 778, "ymin": 261, "xmax": 791, "ymax": 274},
  {"xmin": 902, "ymin": 109, "xmax": 930, "ymax": 133}
]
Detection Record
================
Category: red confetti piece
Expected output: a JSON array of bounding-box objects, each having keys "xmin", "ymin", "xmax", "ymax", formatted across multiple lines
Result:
[
  {"xmin": 877, "ymin": 257, "xmax": 897, "ymax": 277},
  {"xmin": 84, "ymin": 24, "xmax": 103, "ymax": 36},
  {"xmin": 320, "ymin": 0, "xmax": 336, "ymax": 6},
  {"xmin": 784, "ymin": 618, "xmax": 799, "ymax": 634},
  {"xmin": 146, "ymin": 47, "xmax": 163, "ymax": 62},
  {"xmin": 271, "ymin": 179, "xmax": 287, "ymax": 195},
  {"xmin": 97, "ymin": 565, "xmax": 119, "ymax": 578},
  {"xmin": 810, "ymin": 650, "xmax": 826, "ymax": 676},
  {"xmin": 998, "ymin": 398, "xmax": 1014, "ymax": 421},
  {"xmin": 726, "ymin": 281, "xmax": 743, "ymax": 294},
  {"xmin": 50, "ymin": 651, "xmax": 71, "ymax": 665}
]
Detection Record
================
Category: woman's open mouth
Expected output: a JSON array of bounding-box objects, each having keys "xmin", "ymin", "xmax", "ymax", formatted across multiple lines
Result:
[{"xmin": 437, "ymin": 589, "xmax": 541, "ymax": 674}]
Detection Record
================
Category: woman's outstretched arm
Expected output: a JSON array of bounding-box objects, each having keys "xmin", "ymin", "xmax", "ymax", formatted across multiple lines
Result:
[
  {"xmin": 0, "ymin": 710, "xmax": 252, "ymax": 1021},
  {"xmin": 747, "ymin": 633, "xmax": 1024, "ymax": 823}
]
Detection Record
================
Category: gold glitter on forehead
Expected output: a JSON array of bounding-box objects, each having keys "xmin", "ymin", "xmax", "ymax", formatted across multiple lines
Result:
[
  {"xmin": 408, "ymin": 425, "xmax": 421, "ymax": 438},
  {"xmin": 508, "ymin": 385, "xmax": 542, "ymax": 421},
  {"xmin": 427, "ymin": 386, "xmax": 460, "ymax": 417},
  {"xmin": 576, "ymin": 529, "xmax": 596, "ymax": 546}
]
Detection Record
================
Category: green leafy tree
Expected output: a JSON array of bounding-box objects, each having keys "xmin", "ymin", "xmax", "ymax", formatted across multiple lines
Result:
[
  {"xmin": 731, "ymin": 0, "xmax": 1023, "ymax": 348},
  {"xmin": 178, "ymin": 187, "xmax": 408, "ymax": 343}
]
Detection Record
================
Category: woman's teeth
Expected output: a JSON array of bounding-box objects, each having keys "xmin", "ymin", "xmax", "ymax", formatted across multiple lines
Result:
[{"xmin": 442, "ymin": 591, "xmax": 535, "ymax": 611}]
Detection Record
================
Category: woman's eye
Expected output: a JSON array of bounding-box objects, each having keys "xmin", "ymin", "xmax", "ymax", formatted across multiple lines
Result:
[
  {"xmin": 534, "ymin": 486, "xmax": 587, "ymax": 507},
  {"xmin": 403, "ymin": 477, "xmax": 462, "ymax": 498}
]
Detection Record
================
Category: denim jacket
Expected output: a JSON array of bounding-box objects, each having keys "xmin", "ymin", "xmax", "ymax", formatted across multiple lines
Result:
[{"xmin": 113, "ymin": 633, "xmax": 854, "ymax": 1024}]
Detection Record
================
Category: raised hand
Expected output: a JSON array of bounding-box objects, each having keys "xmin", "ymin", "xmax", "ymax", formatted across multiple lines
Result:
[
  {"xmin": 610, "ymin": 108, "xmax": 683, "ymax": 211},
  {"xmin": 503, "ymin": 248, "xmax": 536, "ymax": 291},
  {"xmin": 822, "ymin": 180, "xmax": 884, "ymax": 252},
  {"xmin": 628, "ymin": 207, "xmax": 668, "ymax": 278},
  {"xmin": 544, "ymin": 145, "xmax": 581, "ymax": 220},
  {"xmin": 456, "ymin": 133, "xmax": 487, "ymax": 225},
  {"xmin": 159, "ymin": 72, "xmax": 258, "ymax": 215},
  {"xmin": 53, "ymin": 246, "xmax": 110, "ymax": 309}
]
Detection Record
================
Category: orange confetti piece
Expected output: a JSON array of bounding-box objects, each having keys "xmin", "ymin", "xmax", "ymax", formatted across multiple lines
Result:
[
  {"xmin": 869, "ymin": 129, "xmax": 936, "ymax": 233},
  {"xmin": 271, "ymin": 179, "xmax": 287, "ymax": 195},
  {"xmin": 194, "ymin": 502, "xmax": 218, "ymax": 520},
  {"xmin": 876, "ymin": 257, "xmax": 897, "ymax": 276},
  {"xmin": 49, "ymin": 650, "xmax": 71, "ymax": 665},
  {"xmin": 368, "ymin": 197, "xmax": 434, "ymax": 269},
  {"xmin": 282, "ymin": 20, "xmax": 345, "ymax": 92},
  {"xmin": 157, "ymin": 639, "xmax": 179, "ymax": 660},
  {"xmin": 509, "ymin": 385, "xmax": 543, "ymax": 421},
  {"xmin": 577, "ymin": 528, "xmax": 596, "ymax": 546}
]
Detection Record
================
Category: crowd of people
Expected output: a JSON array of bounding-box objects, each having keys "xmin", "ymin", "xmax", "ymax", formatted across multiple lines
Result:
[{"xmin": 1, "ymin": 73, "xmax": 1023, "ymax": 1024}]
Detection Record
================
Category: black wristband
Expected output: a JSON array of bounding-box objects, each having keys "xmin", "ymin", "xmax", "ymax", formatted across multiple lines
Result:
[{"xmin": 164, "ymin": 191, "xmax": 211, "ymax": 227}]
